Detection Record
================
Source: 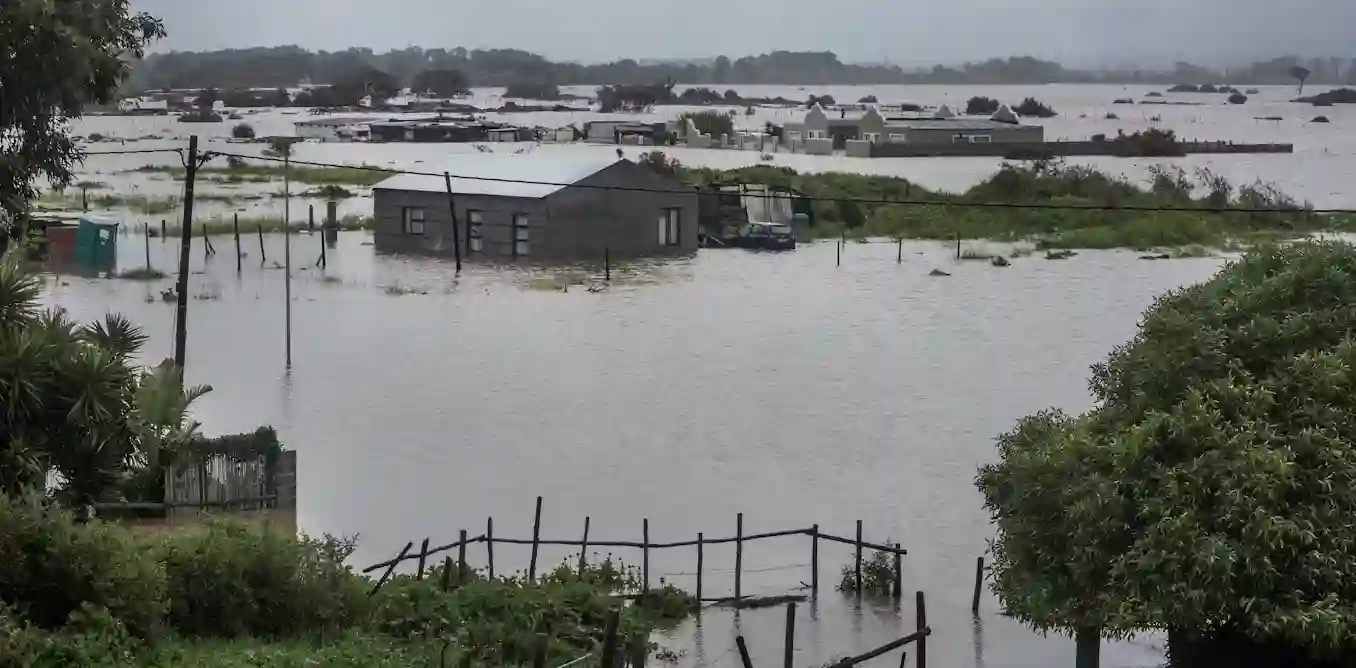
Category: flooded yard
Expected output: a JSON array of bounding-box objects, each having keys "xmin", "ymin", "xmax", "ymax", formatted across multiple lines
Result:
[{"xmin": 40, "ymin": 230, "xmax": 1227, "ymax": 667}]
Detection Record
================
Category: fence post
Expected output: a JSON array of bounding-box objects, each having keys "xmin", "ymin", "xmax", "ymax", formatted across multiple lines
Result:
[
  {"xmin": 308, "ymin": 204, "xmax": 314, "ymax": 232},
  {"xmin": 440, "ymin": 556, "xmax": 452, "ymax": 591},
  {"xmin": 642, "ymin": 518, "xmax": 650, "ymax": 592},
  {"xmin": 579, "ymin": 516, "xmax": 590, "ymax": 575},
  {"xmin": 258, "ymin": 223, "xmax": 266, "ymax": 263},
  {"xmin": 201, "ymin": 224, "xmax": 209, "ymax": 261},
  {"xmin": 600, "ymin": 610, "xmax": 621, "ymax": 668},
  {"xmin": 836, "ymin": 235, "xmax": 842, "ymax": 267},
  {"xmin": 143, "ymin": 223, "xmax": 151, "ymax": 270},
  {"xmin": 735, "ymin": 637, "xmax": 754, "ymax": 668},
  {"xmin": 855, "ymin": 520, "xmax": 863, "ymax": 594},
  {"xmin": 955, "ymin": 234, "xmax": 961, "ymax": 260},
  {"xmin": 696, "ymin": 532, "xmax": 704, "ymax": 602},
  {"xmin": 915, "ymin": 591, "xmax": 927, "ymax": 668},
  {"xmin": 605, "ymin": 247, "xmax": 611, "ymax": 282},
  {"xmin": 457, "ymin": 529, "xmax": 468, "ymax": 585},
  {"xmin": 783, "ymin": 601, "xmax": 796, "ymax": 668},
  {"xmin": 735, "ymin": 512, "xmax": 744, "ymax": 600},
  {"xmin": 897, "ymin": 237, "xmax": 903, "ymax": 263},
  {"xmin": 416, "ymin": 537, "xmax": 430, "ymax": 580},
  {"xmin": 233, "ymin": 213, "xmax": 241, "ymax": 273},
  {"xmin": 1075, "ymin": 628, "xmax": 1100, "ymax": 668},
  {"xmin": 160, "ymin": 219, "xmax": 166, "ymax": 240},
  {"xmin": 528, "ymin": 495, "xmax": 543, "ymax": 582},
  {"xmin": 972, "ymin": 556, "xmax": 984, "ymax": 614},
  {"xmin": 893, "ymin": 543, "xmax": 902, "ymax": 599},
  {"xmin": 810, "ymin": 524, "xmax": 819, "ymax": 597},
  {"xmin": 318, "ymin": 226, "xmax": 327, "ymax": 268},
  {"xmin": 486, "ymin": 517, "xmax": 495, "ymax": 578}
]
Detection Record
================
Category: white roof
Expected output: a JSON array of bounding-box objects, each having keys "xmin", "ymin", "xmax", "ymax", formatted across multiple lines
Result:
[{"xmin": 373, "ymin": 154, "xmax": 623, "ymax": 199}]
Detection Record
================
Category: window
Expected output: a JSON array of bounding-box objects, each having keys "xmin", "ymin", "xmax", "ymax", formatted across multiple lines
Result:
[
  {"xmin": 970, "ymin": 135, "xmax": 993, "ymax": 144},
  {"xmin": 658, "ymin": 208, "xmax": 681, "ymax": 246},
  {"xmin": 467, "ymin": 210, "xmax": 484, "ymax": 253},
  {"xmin": 807, "ymin": 130, "xmax": 826, "ymax": 140},
  {"xmin": 862, "ymin": 132, "xmax": 881, "ymax": 143},
  {"xmin": 889, "ymin": 133, "xmax": 906, "ymax": 143},
  {"xmin": 512, "ymin": 214, "xmax": 530, "ymax": 258},
  {"xmin": 402, "ymin": 207, "xmax": 426, "ymax": 235}
]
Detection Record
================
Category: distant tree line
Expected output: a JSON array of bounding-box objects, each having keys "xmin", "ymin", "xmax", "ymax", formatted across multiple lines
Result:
[{"xmin": 123, "ymin": 47, "xmax": 1356, "ymax": 92}]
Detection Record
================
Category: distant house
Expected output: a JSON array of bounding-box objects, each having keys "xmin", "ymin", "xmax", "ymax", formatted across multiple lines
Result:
[
  {"xmin": 782, "ymin": 104, "xmax": 1044, "ymax": 153},
  {"xmin": 371, "ymin": 154, "xmax": 699, "ymax": 261},
  {"xmin": 294, "ymin": 117, "xmax": 375, "ymax": 142},
  {"xmin": 584, "ymin": 121, "xmax": 669, "ymax": 145}
]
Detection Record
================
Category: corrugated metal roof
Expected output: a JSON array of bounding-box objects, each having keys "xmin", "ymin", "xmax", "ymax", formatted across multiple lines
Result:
[{"xmin": 372, "ymin": 154, "xmax": 623, "ymax": 199}]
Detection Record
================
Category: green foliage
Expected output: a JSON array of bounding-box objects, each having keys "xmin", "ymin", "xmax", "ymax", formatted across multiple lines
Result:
[
  {"xmin": 836, "ymin": 547, "xmax": 896, "ymax": 597},
  {"xmin": 978, "ymin": 241, "xmax": 1356, "ymax": 659},
  {"xmin": 0, "ymin": 495, "xmax": 168, "ymax": 635},
  {"xmin": 1013, "ymin": 97, "xmax": 1057, "ymax": 117},
  {"xmin": 680, "ymin": 111, "xmax": 734, "ymax": 138},
  {"xmin": 505, "ymin": 82, "xmax": 562, "ymax": 100},
  {"xmin": 0, "ymin": 0, "xmax": 163, "ymax": 222},
  {"xmin": 411, "ymin": 69, "xmax": 470, "ymax": 97},
  {"xmin": 597, "ymin": 81, "xmax": 675, "ymax": 112},
  {"xmin": 966, "ymin": 96, "xmax": 1001, "ymax": 115},
  {"xmin": 638, "ymin": 151, "xmax": 682, "ymax": 179},
  {"xmin": 230, "ymin": 123, "xmax": 255, "ymax": 140},
  {"xmin": 159, "ymin": 522, "xmax": 365, "ymax": 638}
]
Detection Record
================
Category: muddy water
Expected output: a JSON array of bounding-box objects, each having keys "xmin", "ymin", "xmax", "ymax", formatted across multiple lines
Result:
[{"xmin": 40, "ymin": 231, "xmax": 1229, "ymax": 667}]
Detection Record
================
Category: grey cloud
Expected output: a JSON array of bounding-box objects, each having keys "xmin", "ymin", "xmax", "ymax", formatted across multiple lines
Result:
[{"xmin": 131, "ymin": 0, "xmax": 1356, "ymax": 66}]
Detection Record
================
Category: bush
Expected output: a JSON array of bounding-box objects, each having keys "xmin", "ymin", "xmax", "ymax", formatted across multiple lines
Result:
[
  {"xmin": 837, "ymin": 547, "xmax": 895, "ymax": 596},
  {"xmin": 978, "ymin": 241, "xmax": 1356, "ymax": 662},
  {"xmin": 158, "ymin": 521, "xmax": 365, "ymax": 638},
  {"xmin": 680, "ymin": 111, "xmax": 733, "ymax": 138},
  {"xmin": 966, "ymin": 96, "xmax": 1001, "ymax": 115},
  {"xmin": 0, "ymin": 495, "xmax": 167, "ymax": 636},
  {"xmin": 1013, "ymin": 97, "xmax": 1057, "ymax": 118},
  {"xmin": 1110, "ymin": 128, "xmax": 1185, "ymax": 157},
  {"xmin": 230, "ymin": 123, "xmax": 255, "ymax": 140},
  {"xmin": 1228, "ymin": 93, "xmax": 1248, "ymax": 105},
  {"xmin": 858, "ymin": 95, "xmax": 878, "ymax": 103}
]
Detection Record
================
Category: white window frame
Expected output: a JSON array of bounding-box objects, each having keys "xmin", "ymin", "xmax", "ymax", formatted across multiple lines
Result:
[
  {"xmin": 970, "ymin": 135, "xmax": 993, "ymax": 144},
  {"xmin": 467, "ymin": 210, "xmax": 484, "ymax": 253},
  {"xmin": 807, "ymin": 130, "xmax": 826, "ymax": 140},
  {"xmin": 512, "ymin": 213, "xmax": 530, "ymax": 258},
  {"xmin": 402, "ymin": 207, "xmax": 426, "ymax": 235},
  {"xmin": 889, "ymin": 133, "xmax": 906, "ymax": 143},
  {"xmin": 862, "ymin": 132, "xmax": 881, "ymax": 143},
  {"xmin": 658, "ymin": 208, "xmax": 681, "ymax": 246}
]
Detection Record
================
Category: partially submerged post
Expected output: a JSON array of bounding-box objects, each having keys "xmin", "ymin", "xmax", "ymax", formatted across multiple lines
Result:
[
  {"xmin": 810, "ymin": 524, "xmax": 819, "ymax": 597},
  {"xmin": 442, "ymin": 172, "xmax": 463, "ymax": 274},
  {"xmin": 735, "ymin": 512, "xmax": 744, "ymax": 600},
  {"xmin": 696, "ymin": 532, "xmax": 704, "ymax": 602},
  {"xmin": 642, "ymin": 518, "xmax": 650, "ymax": 592},
  {"xmin": 735, "ymin": 637, "xmax": 754, "ymax": 668},
  {"xmin": 486, "ymin": 517, "xmax": 495, "ymax": 578},
  {"xmin": 855, "ymin": 520, "xmax": 863, "ymax": 594},
  {"xmin": 143, "ymin": 223, "xmax": 151, "ymax": 270},
  {"xmin": 783, "ymin": 601, "xmax": 796, "ymax": 668},
  {"xmin": 578, "ymin": 516, "xmax": 590, "ymax": 575},
  {"xmin": 257, "ymin": 223, "xmax": 265, "ymax": 263},
  {"xmin": 915, "ymin": 591, "xmax": 928, "ymax": 668},
  {"xmin": 233, "ymin": 214, "xmax": 241, "ymax": 273},
  {"xmin": 415, "ymin": 537, "xmax": 430, "ymax": 580},
  {"xmin": 528, "ymin": 495, "xmax": 543, "ymax": 582},
  {"xmin": 457, "ymin": 529, "xmax": 468, "ymax": 585},
  {"xmin": 893, "ymin": 543, "xmax": 902, "ymax": 598},
  {"xmin": 972, "ymin": 556, "xmax": 984, "ymax": 614}
]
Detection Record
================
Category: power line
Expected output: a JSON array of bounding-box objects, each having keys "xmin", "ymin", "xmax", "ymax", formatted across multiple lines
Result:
[
  {"xmin": 196, "ymin": 149, "xmax": 1356, "ymax": 216},
  {"xmin": 83, "ymin": 148, "xmax": 183, "ymax": 157}
]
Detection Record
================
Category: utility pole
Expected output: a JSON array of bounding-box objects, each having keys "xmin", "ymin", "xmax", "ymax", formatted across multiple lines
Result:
[
  {"xmin": 173, "ymin": 136, "xmax": 200, "ymax": 369},
  {"xmin": 284, "ymin": 148, "xmax": 292, "ymax": 368},
  {"xmin": 444, "ymin": 172, "xmax": 463, "ymax": 273}
]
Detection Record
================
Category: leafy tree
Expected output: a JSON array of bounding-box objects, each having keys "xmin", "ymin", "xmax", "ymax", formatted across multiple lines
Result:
[
  {"xmin": 680, "ymin": 111, "xmax": 734, "ymax": 138},
  {"xmin": 331, "ymin": 68, "xmax": 398, "ymax": 105},
  {"xmin": 1013, "ymin": 97, "xmax": 1057, "ymax": 117},
  {"xmin": 411, "ymin": 68, "xmax": 469, "ymax": 97},
  {"xmin": 978, "ymin": 241, "xmax": 1356, "ymax": 666},
  {"xmin": 965, "ymin": 96, "xmax": 1001, "ymax": 115},
  {"xmin": 0, "ymin": 0, "xmax": 163, "ymax": 243},
  {"xmin": 1291, "ymin": 66, "xmax": 1312, "ymax": 96},
  {"xmin": 231, "ymin": 123, "xmax": 256, "ymax": 140},
  {"xmin": 196, "ymin": 87, "xmax": 218, "ymax": 110},
  {"xmin": 0, "ymin": 259, "xmax": 209, "ymax": 506}
]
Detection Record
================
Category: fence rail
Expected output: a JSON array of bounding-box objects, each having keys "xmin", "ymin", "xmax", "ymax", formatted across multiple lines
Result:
[{"xmin": 365, "ymin": 496, "xmax": 910, "ymax": 601}]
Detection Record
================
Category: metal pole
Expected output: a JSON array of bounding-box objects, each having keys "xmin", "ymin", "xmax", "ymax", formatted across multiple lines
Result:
[
  {"xmin": 173, "ymin": 135, "xmax": 198, "ymax": 369},
  {"xmin": 443, "ymin": 172, "xmax": 463, "ymax": 273},
  {"xmin": 284, "ymin": 151, "xmax": 292, "ymax": 368},
  {"xmin": 143, "ymin": 223, "xmax": 151, "ymax": 270},
  {"xmin": 233, "ymin": 213, "xmax": 241, "ymax": 273}
]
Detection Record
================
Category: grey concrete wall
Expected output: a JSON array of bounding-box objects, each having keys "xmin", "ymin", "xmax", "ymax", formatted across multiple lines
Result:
[
  {"xmin": 887, "ymin": 126, "xmax": 1046, "ymax": 146},
  {"xmin": 805, "ymin": 138, "xmax": 834, "ymax": 155},
  {"xmin": 373, "ymin": 189, "xmax": 549, "ymax": 259},
  {"xmin": 545, "ymin": 161, "xmax": 699, "ymax": 258}
]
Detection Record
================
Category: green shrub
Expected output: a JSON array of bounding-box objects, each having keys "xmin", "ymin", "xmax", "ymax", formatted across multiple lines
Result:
[
  {"xmin": 680, "ymin": 111, "xmax": 734, "ymax": 138},
  {"xmin": 158, "ymin": 521, "xmax": 365, "ymax": 638},
  {"xmin": 837, "ymin": 547, "xmax": 896, "ymax": 597},
  {"xmin": 966, "ymin": 96, "xmax": 1001, "ymax": 115},
  {"xmin": 1013, "ymin": 97, "xmax": 1057, "ymax": 117},
  {"xmin": 0, "ymin": 495, "xmax": 167, "ymax": 636}
]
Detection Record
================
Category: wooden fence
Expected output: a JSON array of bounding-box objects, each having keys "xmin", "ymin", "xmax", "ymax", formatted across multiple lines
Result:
[{"xmin": 365, "ymin": 496, "xmax": 909, "ymax": 602}]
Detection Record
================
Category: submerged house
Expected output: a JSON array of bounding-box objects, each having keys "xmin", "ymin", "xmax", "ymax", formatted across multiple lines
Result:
[
  {"xmin": 294, "ymin": 116, "xmax": 375, "ymax": 141},
  {"xmin": 371, "ymin": 153, "xmax": 699, "ymax": 261},
  {"xmin": 781, "ymin": 104, "xmax": 1044, "ymax": 154}
]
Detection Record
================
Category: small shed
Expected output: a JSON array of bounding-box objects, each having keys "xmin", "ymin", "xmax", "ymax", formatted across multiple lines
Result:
[
  {"xmin": 75, "ymin": 216, "xmax": 119, "ymax": 271},
  {"xmin": 371, "ymin": 153, "xmax": 699, "ymax": 261}
]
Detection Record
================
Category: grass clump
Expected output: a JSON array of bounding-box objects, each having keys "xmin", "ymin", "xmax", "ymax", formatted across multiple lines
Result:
[
  {"xmin": 116, "ymin": 267, "xmax": 167, "ymax": 281},
  {"xmin": 836, "ymin": 546, "xmax": 896, "ymax": 597}
]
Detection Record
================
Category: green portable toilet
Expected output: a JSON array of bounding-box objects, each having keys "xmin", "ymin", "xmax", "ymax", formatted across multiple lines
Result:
[{"xmin": 75, "ymin": 216, "xmax": 119, "ymax": 272}]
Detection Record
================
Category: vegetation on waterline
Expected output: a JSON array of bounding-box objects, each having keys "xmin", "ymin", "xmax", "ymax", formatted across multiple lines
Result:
[
  {"xmin": 680, "ymin": 110, "xmax": 735, "ymax": 138},
  {"xmin": 1013, "ymin": 97, "xmax": 1057, "ymax": 118},
  {"xmin": 131, "ymin": 163, "xmax": 394, "ymax": 186},
  {"xmin": 965, "ymin": 96, "xmax": 1001, "ymax": 115},
  {"xmin": 116, "ymin": 267, "xmax": 167, "ymax": 281},
  {"xmin": 37, "ymin": 191, "xmax": 181, "ymax": 214},
  {"xmin": 836, "ymin": 547, "xmax": 897, "ymax": 597},
  {"xmin": 650, "ymin": 152, "xmax": 1345, "ymax": 251},
  {"xmin": 977, "ymin": 241, "xmax": 1356, "ymax": 666},
  {"xmin": 157, "ymin": 215, "xmax": 374, "ymax": 237}
]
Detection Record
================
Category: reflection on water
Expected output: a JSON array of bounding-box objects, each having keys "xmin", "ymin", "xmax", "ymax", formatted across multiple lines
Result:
[{"xmin": 44, "ymin": 231, "xmax": 1210, "ymax": 667}]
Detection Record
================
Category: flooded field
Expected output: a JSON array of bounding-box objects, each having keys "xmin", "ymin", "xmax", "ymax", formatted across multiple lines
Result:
[
  {"xmin": 58, "ymin": 83, "xmax": 1356, "ymax": 234},
  {"xmin": 40, "ymin": 228, "xmax": 1232, "ymax": 667}
]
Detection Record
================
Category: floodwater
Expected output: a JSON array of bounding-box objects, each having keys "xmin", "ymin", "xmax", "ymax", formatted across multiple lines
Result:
[
  {"xmin": 65, "ymin": 83, "xmax": 1356, "ymax": 233},
  {"xmin": 41, "ymin": 228, "xmax": 1233, "ymax": 668}
]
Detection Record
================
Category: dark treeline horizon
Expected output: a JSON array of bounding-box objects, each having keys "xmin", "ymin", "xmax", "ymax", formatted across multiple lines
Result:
[{"xmin": 127, "ymin": 46, "xmax": 1356, "ymax": 92}]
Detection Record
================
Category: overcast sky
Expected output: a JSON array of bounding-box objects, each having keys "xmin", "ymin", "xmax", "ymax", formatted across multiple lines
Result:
[{"xmin": 131, "ymin": 0, "xmax": 1354, "ymax": 67}]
